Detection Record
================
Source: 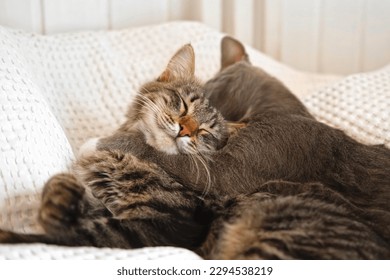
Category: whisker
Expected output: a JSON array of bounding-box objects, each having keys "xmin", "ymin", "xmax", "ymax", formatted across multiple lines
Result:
[
  {"xmin": 137, "ymin": 89, "xmax": 162, "ymax": 112},
  {"xmin": 132, "ymin": 99, "xmax": 159, "ymax": 116},
  {"xmin": 136, "ymin": 93, "xmax": 178, "ymax": 132},
  {"xmin": 137, "ymin": 94, "xmax": 163, "ymax": 116},
  {"xmin": 133, "ymin": 88, "xmax": 215, "ymax": 196},
  {"xmin": 196, "ymin": 153, "xmax": 212, "ymax": 197},
  {"xmin": 132, "ymin": 96, "xmax": 160, "ymax": 116},
  {"xmin": 186, "ymin": 144, "xmax": 212, "ymax": 196},
  {"xmin": 189, "ymin": 153, "xmax": 200, "ymax": 185}
]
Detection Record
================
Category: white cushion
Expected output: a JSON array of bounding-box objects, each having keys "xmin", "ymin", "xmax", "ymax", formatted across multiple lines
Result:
[{"xmin": 304, "ymin": 65, "xmax": 390, "ymax": 146}]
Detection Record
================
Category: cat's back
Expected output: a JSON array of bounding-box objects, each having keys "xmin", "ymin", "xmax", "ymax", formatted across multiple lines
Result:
[
  {"xmin": 205, "ymin": 181, "xmax": 390, "ymax": 260},
  {"xmin": 211, "ymin": 112, "xmax": 390, "ymax": 212}
]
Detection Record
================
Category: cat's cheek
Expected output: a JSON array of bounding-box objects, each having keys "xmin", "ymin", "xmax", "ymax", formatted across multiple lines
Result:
[
  {"xmin": 143, "ymin": 130, "xmax": 179, "ymax": 155},
  {"xmin": 78, "ymin": 137, "xmax": 100, "ymax": 159}
]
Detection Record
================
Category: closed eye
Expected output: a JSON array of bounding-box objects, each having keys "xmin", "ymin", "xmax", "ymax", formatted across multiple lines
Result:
[
  {"xmin": 179, "ymin": 97, "xmax": 188, "ymax": 117},
  {"xmin": 198, "ymin": 128, "xmax": 215, "ymax": 138},
  {"xmin": 190, "ymin": 95, "xmax": 200, "ymax": 103}
]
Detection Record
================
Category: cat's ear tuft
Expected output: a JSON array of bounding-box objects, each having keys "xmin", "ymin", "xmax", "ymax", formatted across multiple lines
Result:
[
  {"xmin": 158, "ymin": 44, "xmax": 195, "ymax": 82},
  {"xmin": 221, "ymin": 36, "xmax": 249, "ymax": 70}
]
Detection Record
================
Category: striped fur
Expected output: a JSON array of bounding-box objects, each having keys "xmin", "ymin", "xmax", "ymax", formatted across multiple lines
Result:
[
  {"xmin": 0, "ymin": 152, "xmax": 218, "ymax": 250},
  {"xmin": 1, "ymin": 158, "xmax": 388, "ymax": 259},
  {"xmin": 0, "ymin": 41, "xmax": 389, "ymax": 259},
  {"xmin": 201, "ymin": 181, "xmax": 390, "ymax": 259}
]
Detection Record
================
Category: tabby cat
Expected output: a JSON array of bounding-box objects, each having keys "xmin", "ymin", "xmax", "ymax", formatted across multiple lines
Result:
[
  {"xmin": 0, "ymin": 44, "xmax": 226, "ymax": 251},
  {"xmin": 202, "ymin": 180, "xmax": 390, "ymax": 259},
  {"xmin": 0, "ymin": 40, "xmax": 389, "ymax": 259}
]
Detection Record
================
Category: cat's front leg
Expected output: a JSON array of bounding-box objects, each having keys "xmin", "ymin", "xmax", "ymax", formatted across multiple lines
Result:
[
  {"xmin": 75, "ymin": 151, "xmax": 177, "ymax": 219},
  {"xmin": 0, "ymin": 173, "xmax": 88, "ymax": 244},
  {"xmin": 74, "ymin": 150, "xmax": 161, "ymax": 219},
  {"xmin": 38, "ymin": 173, "xmax": 87, "ymax": 234}
]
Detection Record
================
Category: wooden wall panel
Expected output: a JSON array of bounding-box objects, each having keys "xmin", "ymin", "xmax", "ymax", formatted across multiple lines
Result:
[
  {"xmin": 199, "ymin": 0, "xmax": 222, "ymax": 31},
  {"xmin": 168, "ymin": 0, "xmax": 200, "ymax": 21},
  {"xmin": 263, "ymin": 0, "xmax": 282, "ymax": 60},
  {"xmin": 252, "ymin": 0, "xmax": 265, "ymax": 51},
  {"xmin": 362, "ymin": 0, "xmax": 390, "ymax": 71},
  {"xmin": 229, "ymin": 0, "xmax": 255, "ymax": 46},
  {"xmin": 110, "ymin": 0, "xmax": 168, "ymax": 29},
  {"xmin": 0, "ymin": 0, "xmax": 42, "ymax": 33},
  {"xmin": 0, "ymin": 0, "xmax": 389, "ymax": 74},
  {"xmin": 221, "ymin": 0, "xmax": 234, "ymax": 37},
  {"xmin": 222, "ymin": 0, "xmax": 264, "ymax": 47},
  {"xmin": 318, "ymin": 0, "xmax": 366, "ymax": 74},
  {"xmin": 280, "ymin": 0, "xmax": 322, "ymax": 72},
  {"xmin": 43, "ymin": 0, "xmax": 108, "ymax": 34}
]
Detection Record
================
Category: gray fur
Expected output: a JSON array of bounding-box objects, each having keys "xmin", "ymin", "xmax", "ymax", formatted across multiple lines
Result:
[{"xmin": 0, "ymin": 39, "xmax": 389, "ymax": 259}]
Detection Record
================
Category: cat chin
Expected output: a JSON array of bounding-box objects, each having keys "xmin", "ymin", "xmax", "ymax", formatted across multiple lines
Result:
[
  {"xmin": 176, "ymin": 136, "xmax": 194, "ymax": 154},
  {"xmin": 144, "ymin": 133, "xmax": 179, "ymax": 155}
]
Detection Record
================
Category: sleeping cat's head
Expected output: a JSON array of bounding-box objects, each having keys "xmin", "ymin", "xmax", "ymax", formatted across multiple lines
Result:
[
  {"xmin": 205, "ymin": 36, "xmax": 310, "ymax": 122},
  {"xmin": 124, "ymin": 44, "xmax": 229, "ymax": 155}
]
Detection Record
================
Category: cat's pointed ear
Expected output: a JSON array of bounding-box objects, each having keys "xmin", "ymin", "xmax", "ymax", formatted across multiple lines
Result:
[
  {"xmin": 221, "ymin": 36, "xmax": 250, "ymax": 70},
  {"xmin": 158, "ymin": 44, "xmax": 195, "ymax": 82}
]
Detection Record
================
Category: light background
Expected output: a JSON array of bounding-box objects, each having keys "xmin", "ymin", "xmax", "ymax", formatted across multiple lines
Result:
[{"xmin": 0, "ymin": 0, "xmax": 389, "ymax": 75}]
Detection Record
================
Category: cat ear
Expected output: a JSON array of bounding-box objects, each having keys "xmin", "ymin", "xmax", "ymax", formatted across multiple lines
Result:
[
  {"xmin": 221, "ymin": 36, "xmax": 250, "ymax": 70},
  {"xmin": 158, "ymin": 44, "xmax": 195, "ymax": 82}
]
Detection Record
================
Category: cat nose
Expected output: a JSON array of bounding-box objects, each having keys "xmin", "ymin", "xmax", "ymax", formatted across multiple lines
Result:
[
  {"xmin": 178, "ymin": 116, "xmax": 198, "ymax": 137},
  {"xmin": 179, "ymin": 124, "xmax": 191, "ymax": 137}
]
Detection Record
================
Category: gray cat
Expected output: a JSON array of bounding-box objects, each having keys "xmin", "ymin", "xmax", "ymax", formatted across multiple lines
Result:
[
  {"xmin": 0, "ymin": 39, "xmax": 389, "ymax": 259},
  {"xmin": 100, "ymin": 37, "xmax": 390, "ymax": 214},
  {"xmin": 0, "ymin": 44, "xmax": 227, "ymax": 251}
]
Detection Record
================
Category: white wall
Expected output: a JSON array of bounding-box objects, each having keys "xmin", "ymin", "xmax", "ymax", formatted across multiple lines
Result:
[{"xmin": 0, "ymin": 0, "xmax": 389, "ymax": 75}]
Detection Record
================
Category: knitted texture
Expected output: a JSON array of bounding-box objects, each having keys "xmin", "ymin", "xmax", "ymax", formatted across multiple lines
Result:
[
  {"xmin": 304, "ymin": 65, "xmax": 390, "ymax": 147},
  {"xmin": 0, "ymin": 244, "xmax": 201, "ymax": 260},
  {"xmin": 0, "ymin": 21, "xmax": 388, "ymax": 259}
]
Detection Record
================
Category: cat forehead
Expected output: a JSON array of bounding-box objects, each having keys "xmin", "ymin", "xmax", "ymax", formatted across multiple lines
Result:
[
  {"xmin": 222, "ymin": 61, "xmax": 268, "ymax": 77},
  {"xmin": 142, "ymin": 80, "xmax": 204, "ymax": 96},
  {"xmin": 175, "ymin": 86, "xmax": 204, "ymax": 99},
  {"xmin": 223, "ymin": 60, "xmax": 252, "ymax": 73},
  {"xmin": 168, "ymin": 86, "xmax": 221, "ymax": 123}
]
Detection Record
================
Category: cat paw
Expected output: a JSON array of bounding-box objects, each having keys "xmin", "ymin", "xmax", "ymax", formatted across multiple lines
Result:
[
  {"xmin": 0, "ymin": 228, "xmax": 12, "ymax": 243},
  {"xmin": 39, "ymin": 173, "xmax": 85, "ymax": 234},
  {"xmin": 0, "ymin": 228, "xmax": 25, "ymax": 244},
  {"xmin": 75, "ymin": 150, "xmax": 137, "ymax": 185}
]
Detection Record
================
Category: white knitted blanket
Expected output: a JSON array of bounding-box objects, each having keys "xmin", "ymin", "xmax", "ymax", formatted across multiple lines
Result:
[{"xmin": 0, "ymin": 21, "xmax": 388, "ymax": 260}]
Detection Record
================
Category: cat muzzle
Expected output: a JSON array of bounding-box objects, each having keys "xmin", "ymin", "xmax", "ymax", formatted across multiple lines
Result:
[{"xmin": 178, "ymin": 116, "xmax": 198, "ymax": 137}]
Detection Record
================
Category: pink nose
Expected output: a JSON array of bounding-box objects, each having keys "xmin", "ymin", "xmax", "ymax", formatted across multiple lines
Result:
[{"xmin": 178, "ymin": 116, "xmax": 198, "ymax": 137}]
